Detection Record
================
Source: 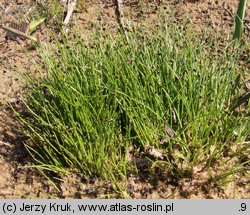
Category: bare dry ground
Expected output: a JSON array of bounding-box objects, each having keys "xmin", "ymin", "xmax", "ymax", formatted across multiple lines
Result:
[{"xmin": 0, "ymin": 0, "xmax": 249, "ymax": 198}]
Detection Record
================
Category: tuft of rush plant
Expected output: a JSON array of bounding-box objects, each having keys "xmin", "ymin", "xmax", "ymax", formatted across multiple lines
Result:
[
  {"xmin": 17, "ymin": 21, "xmax": 249, "ymax": 191},
  {"xmin": 233, "ymin": 0, "xmax": 248, "ymax": 41}
]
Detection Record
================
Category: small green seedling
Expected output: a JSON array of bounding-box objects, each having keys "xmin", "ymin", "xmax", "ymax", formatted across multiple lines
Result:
[{"xmin": 29, "ymin": 17, "xmax": 46, "ymax": 33}]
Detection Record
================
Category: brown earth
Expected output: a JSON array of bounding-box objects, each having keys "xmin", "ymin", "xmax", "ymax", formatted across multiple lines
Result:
[{"xmin": 0, "ymin": 0, "xmax": 249, "ymax": 198}]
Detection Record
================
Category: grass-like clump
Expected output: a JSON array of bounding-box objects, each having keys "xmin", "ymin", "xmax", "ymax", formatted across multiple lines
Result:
[{"xmin": 18, "ymin": 22, "xmax": 249, "ymax": 192}]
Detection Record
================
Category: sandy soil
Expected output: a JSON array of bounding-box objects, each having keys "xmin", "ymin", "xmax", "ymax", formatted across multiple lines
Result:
[{"xmin": 0, "ymin": 0, "xmax": 249, "ymax": 198}]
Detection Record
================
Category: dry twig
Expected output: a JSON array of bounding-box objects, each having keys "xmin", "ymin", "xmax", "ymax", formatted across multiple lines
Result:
[
  {"xmin": 63, "ymin": 0, "xmax": 77, "ymax": 25},
  {"xmin": 114, "ymin": 0, "xmax": 125, "ymax": 31},
  {"xmin": 0, "ymin": 25, "xmax": 37, "ymax": 42}
]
